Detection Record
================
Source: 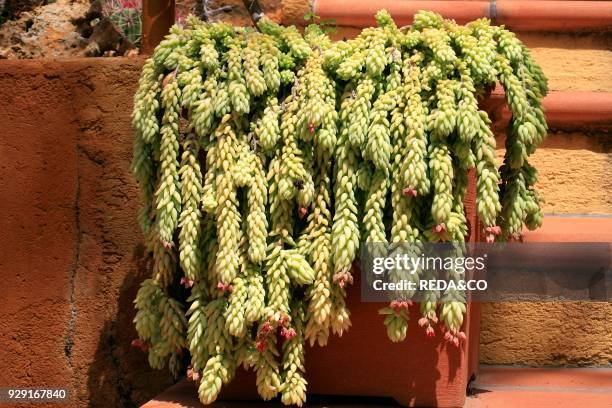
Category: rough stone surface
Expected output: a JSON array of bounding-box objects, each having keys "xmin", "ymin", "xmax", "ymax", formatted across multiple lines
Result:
[
  {"xmin": 0, "ymin": 57, "xmax": 174, "ymax": 407},
  {"xmin": 484, "ymin": 131, "xmax": 612, "ymax": 366},
  {"xmin": 484, "ymin": 31, "xmax": 612, "ymax": 366},
  {"xmin": 480, "ymin": 302, "xmax": 612, "ymax": 366},
  {"xmin": 1, "ymin": 0, "xmax": 49, "ymax": 19},
  {"xmin": 184, "ymin": 0, "xmax": 282, "ymax": 25},
  {"xmin": 530, "ymin": 133, "xmax": 612, "ymax": 214},
  {"xmin": 0, "ymin": 1, "xmax": 90, "ymax": 58},
  {"xmin": 279, "ymin": 0, "xmax": 310, "ymax": 24},
  {"xmin": 0, "ymin": 0, "xmax": 136, "ymax": 59},
  {"xmin": 496, "ymin": 132, "xmax": 612, "ymax": 214},
  {"xmin": 522, "ymin": 33, "xmax": 612, "ymax": 93}
]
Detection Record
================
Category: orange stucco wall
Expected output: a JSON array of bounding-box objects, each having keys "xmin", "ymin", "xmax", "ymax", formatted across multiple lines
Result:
[{"xmin": 0, "ymin": 58, "xmax": 174, "ymax": 407}]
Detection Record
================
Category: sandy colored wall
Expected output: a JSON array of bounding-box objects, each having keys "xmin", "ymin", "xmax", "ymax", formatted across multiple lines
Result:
[
  {"xmin": 0, "ymin": 57, "xmax": 174, "ymax": 407},
  {"xmin": 479, "ymin": 29, "xmax": 612, "ymax": 366},
  {"xmin": 480, "ymin": 131, "xmax": 612, "ymax": 366}
]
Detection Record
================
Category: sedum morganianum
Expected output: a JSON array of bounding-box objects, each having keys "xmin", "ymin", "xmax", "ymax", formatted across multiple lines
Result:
[{"xmin": 132, "ymin": 10, "xmax": 547, "ymax": 406}]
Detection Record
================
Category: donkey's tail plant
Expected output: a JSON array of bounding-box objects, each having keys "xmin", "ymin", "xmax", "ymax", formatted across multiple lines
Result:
[{"xmin": 131, "ymin": 10, "xmax": 547, "ymax": 405}]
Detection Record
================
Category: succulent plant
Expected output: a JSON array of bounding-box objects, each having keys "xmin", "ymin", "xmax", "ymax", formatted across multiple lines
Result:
[{"xmin": 131, "ymin": 10, "xmax": 547, "ymax": 406}]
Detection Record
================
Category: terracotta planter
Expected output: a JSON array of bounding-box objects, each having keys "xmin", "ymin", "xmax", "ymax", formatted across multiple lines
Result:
[
  {"xmin": 213, "ymin": 173, "xmax": 483, "ymax": 407},
  {"xmin": 213, "ymin": 293, "xmax": 479, "ymax": 407},
  {"xmin": 141, "ymin": 170, "xmax": 482, "ymax": 407}
]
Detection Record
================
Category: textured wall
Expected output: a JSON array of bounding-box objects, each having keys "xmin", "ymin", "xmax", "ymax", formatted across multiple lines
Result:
[
  {"xmin": 0, "ymin": 58, "xmax": 174, "ymax": 407},
  {"xmin": 494, "ymin": 132, "xmax": 612, "ymax": 215},
  {"xmin": 481, "ymin": 30, "xmax": 612, "ymax": 365},
  {"xmin": 478, "ymin": 30, "xmax": 612, "ymax": 365},
  {"xmin": 481, "ymin": 131, "xmax": 612, "ymax": 366}
]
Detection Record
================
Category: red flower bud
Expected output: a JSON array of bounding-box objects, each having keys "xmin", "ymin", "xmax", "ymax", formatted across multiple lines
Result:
[
  {"xmin": 279, "ymin": 313, "xmax": 290, "ymax": 328},
  {"xmin": 402, "ymin": 187, "xmax": 418, "ymax": 197},
  {"xmin": 308, "ymin": 123, "xmax": 316, "ymax": 133},
  {"xmin": 298, "ymin": 207, "xmax": 308, "ymax": 219},
  {"xmin": 280, "ymin": 327, "xmax": 297, "ymax": 340},
  {"xmin": 434, "ymin": 224, "xmax": 446, "ymax": 234},
  {"xmin": 256, "ymin": 340, "xmax": 266, "ymax": 353},
  {"xmin": 261, "ymin": 321, "xmax": 273, "ymax": 334},
  {"xmin": 216, "ymin": 282, "xmax": 233, "ymax": 293},
  {"xmin": 180, "ymin": 277, "xmax": 195, "ymax": 288},
  {"xmin": 491, "ymin": 226, "xmax": 502, "ymax": 236},
  {"xmin": 131, "ymin": 339, "xmax": 150, "ymax": 352},
  {"xmin": 333, "ymin": 271, "xmax": 354, "ymax": 289},
  {"xmin": 187, "ymin": 366, "xmax": 200, "ymax": 382}
]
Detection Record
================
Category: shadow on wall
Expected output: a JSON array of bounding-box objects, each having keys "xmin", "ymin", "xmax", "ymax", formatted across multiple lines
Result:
[{"xmin": 86, "ymin": 243, "xmax": 175, "ymax": 408}]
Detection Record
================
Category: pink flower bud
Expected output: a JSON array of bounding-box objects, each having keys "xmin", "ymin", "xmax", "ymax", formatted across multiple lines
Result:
[
  {"xmin": 298, "ymin": 207, "xmax": 308, "ymax": 219},
  {"xmin": 216, "ymin": 282, "xmax": 233, "ymax": 293},
  {"xmin": 308, "ymin": 123, "xmax": 316, "ymax": 133},
  {"xmin": 256, "ymin": 340, "xmax": 266, "ymax": 353},
  {"xmin": 491, "ymin": 226, "xmax": 502, "ymax": 236},
  {"xmin": 279, "ymin": 313, "xmax": 290, "ymax": 327},
  {"xmin": 457, "ymin": 331, "xmax": 467, "ymax": 341},
  {"xmin": 402, "ymin": 187, "xmax": 418, "ymax": 197},
  {"xmin": 452, "ymin": 337, "xmax": 460, "ymax": 347},
  {"xmin": 187, "ymin": 366, "xmax": 200, "ymax": 382},
  {"xmin": 434, "ymin": 224, "xmax": 446, "ymax": 234},
  {"xmin": 131, "ymin": 339, "xmax": 150, "ymax": 352},
  {"xmin": 418, "ymin": 317, "xmax": 429, "ymax": 327},
  {"xmin": 261, "ymin": 321, "xmax": 273, "ymax": 334},
  {"xmin": 486, "ymin": 233, "xmax": 495, "ymax": 243},
  {"xmin": 333, "ymin": 271, "xmax": 353, "ymax": 289},
  {"xmin": 280, "ymin": 327, "xmax": 297, "ymax": 340},
  {"xmin": 444, "ymin": 331, "xmax": 453, "ymax": 341},
  {"xmin": 162, "ymin": 240, "xmax": 173, "ymax": 250},
  {"xmin": 431, "ymin": 315, "xmax": 439, "ymax": 324},
  {"xmin": 426, "ymin": 326, "xmax": 435, "ymax": 337},
  {"xmin": 180, "ymin": 277, "xmax": 195, "ymax": 288},
  {"xmin": 162, "ymin": 73, "xmax": 174, "ymax": 89}
]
